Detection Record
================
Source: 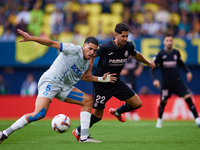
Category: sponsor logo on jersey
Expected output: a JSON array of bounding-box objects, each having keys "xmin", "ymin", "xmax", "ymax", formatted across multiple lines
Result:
[
  {"xmin": 108, "ymin": 58, "xmax": 127, "ymax": 66},
  {"xmin": 162, "ymin": 55, "xmax": 167, "ymax": 59},
  {"xmin": 71, "ymin": 64, "xmax": 83, "ymax": 77},
  {"xmin": 108, "ymin": 52, "xmax": 113, "ymax": 55},
  {"xmin": 163, "ymin": 61, "xmax": 177, "ymax": 68}
]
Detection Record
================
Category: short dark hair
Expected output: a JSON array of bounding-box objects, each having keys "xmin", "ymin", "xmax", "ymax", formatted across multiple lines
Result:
[
  {"xmin": 84, "ymin": 36, "xmax": 99, "ymax": 46},
  {"xmin": 164, "ymin": 33, "xmax": 173, "ymax": 39},
  {"xmin": 115, "ymin": 23, "xmax": 129, "ymax": 34}
]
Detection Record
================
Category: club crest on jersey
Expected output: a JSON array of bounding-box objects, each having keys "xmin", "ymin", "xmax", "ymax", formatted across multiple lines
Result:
[
  {"xmin": 173, "ymin": 54, "xmax": 177, "ymax": 60},
  {"xmin": 124, "ymin": 51, "xmax": 128, "ymax": 57},
  {"xmin": 162, "ymin": 55, "xmax": 167, "ymax": 59}
]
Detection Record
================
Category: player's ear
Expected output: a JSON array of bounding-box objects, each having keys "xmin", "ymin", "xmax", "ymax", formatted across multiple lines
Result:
[{"xmin": 114, "ymin": 32, "xmax": 118, "ymax": 38}]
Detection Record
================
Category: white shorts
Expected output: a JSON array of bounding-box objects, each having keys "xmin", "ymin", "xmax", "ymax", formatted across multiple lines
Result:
[{"xmin": 37, "ymin": 77, "xmax": 74, "ymax": 102}]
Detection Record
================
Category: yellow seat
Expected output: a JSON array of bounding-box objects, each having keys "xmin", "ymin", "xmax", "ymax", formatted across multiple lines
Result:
[
  {"xmin": 134, "ymin": 13, "xmax": 145, "ymax": 24},
  {"xmin": 64, "ymin": 1, "xmax": 80, "ymax": 13},
  {"xmin": 87, "ymin": 14, "xmax": 101, "ymax": 36},
  {"xmin": 41, "ymin": 24, "xmax": 51, "ymax": 36},
  {"xmin": 110, "ymin": 14, "xmax": 123, "ymax": 31},
  {"xmin": 143, "ymin": 3, "xmax": 159, "ymax": 14},
  {"xmin": 169, "ymin": 13, "xmax": 181, "ymax": 25},
  {"xmin": 110, "ymin": 2, "xmax": 124, "ymax": 15},
  {"xmin": 74, "ymin": 24, "xmax": 90, "ymax": 36},
  {"xmin": 100, "ymin": 13, "xmax": 112, "ymax": 34},
  {"xmin": 84, "ymin": 3, "xmax": 102, "ymax": 14},
  {"xmin": 44, "ymin": 3, "xmax": 55, "ymax": 14},
  {"xmin": 58, "ymin": 32, "xmax": 74, "ymax": 43},
  {"xmin": 0, "ymin": 25, "xmax": 4, "ymax": 36}
]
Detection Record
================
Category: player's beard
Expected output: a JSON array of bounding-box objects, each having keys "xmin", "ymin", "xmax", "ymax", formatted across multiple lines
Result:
[
  {"xmin": 166, "ymin": 44, "xmax": 173, "ymax": 51},
  {"xmin": 118, "ymin": 39, "xmax": 126, "ymax": 47}
]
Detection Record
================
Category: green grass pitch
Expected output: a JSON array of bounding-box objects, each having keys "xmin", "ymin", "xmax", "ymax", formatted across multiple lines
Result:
[{"xmin": 0, "ymin": 120, "xmax": 199, "ymax": 150}]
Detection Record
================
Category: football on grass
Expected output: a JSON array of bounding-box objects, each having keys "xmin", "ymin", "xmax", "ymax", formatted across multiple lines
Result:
[{"xmin": 51, "ymin": 114, "xmax": 71, "ymax": 133}]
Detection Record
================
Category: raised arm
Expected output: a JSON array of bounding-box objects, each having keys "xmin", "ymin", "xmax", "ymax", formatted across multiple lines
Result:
[
  {"xmin": 133, "ymin": 52, "xmax": 156, "ymax": 69},
  {"xmin": 17, "ymin": 29, "xmax": 60, "ymax": 50}
]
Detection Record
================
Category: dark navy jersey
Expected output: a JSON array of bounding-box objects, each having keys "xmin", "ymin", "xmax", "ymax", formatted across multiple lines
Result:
[
  {"xmin": 94, "ymin": 40, "xmax": 137, "ymax": 77},
  {"xmin": 150, "ymin": 49, "xmax": 190, "ymax": 84},
  {"xmin": 93, "ymin": 39, "xmax": 137, "ymax": 89}
]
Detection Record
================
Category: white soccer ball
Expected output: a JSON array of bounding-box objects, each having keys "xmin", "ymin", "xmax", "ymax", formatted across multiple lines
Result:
[{"xmin": 51, "ymin": 114, "xmax": 71, "ymax": 133}]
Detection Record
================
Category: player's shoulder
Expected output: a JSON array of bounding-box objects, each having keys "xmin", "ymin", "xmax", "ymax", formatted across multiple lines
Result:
[
  {"xmin": 63, "ymin": 43, "xmax": 81, "ymax": 48},
  {"xmin": 156, "ymin": 49, "xmax": 165, "ymax": 55},
  {"xmin": 100, "ymin": 40, "xmax": 113, "ymax": 47},
  {"xmin": 172, "ymin": 49, "xmax": 180, "ymax": 54},
  {"xmin": 62, "ymin": 43, "xmax": 81, "ymax": 54},
  {"xmin": 126, "ymin": 40, "xmax": 135, "ymax": 48}
]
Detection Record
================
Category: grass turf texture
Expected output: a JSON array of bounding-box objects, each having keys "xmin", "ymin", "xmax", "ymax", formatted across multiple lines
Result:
[{"xmin": 0, "ymin": 120, "xmax": 199, "ymax": 150}]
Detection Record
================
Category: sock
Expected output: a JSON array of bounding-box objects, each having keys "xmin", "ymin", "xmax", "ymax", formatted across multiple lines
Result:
[
  {"xmin": 116, "ymin": 102, "xmax": 135, "ymax": 114},
  {"xmin": 77, "ymin": 114, "xmax": 101, "ymax": 134},
  {"xmin": 80, "ymin": 111, "xmax": 91, "ymax": 140},
  {"xmin": 3, "ymin": 115, "xmax": 28, "ymax": 137},
  {"xmin": 185, "ymin": 97, "xmax": 198, "ymax": 118},
  {"xmin": 158, "ymin": 101, "xmax": 166, "ymax": 118}
]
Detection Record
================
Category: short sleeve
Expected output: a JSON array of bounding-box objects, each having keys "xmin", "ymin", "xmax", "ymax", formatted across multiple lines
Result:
[
  {"xmin": 129, "ymin": 41, "xmax": 137, "ymax": 56},
  {"xmin": 96, "ymin": 43, "xmax": 105, "ymax": 57},
  {"xmin": 60, "ymin": 43, "xmax": 81, "ymax": 55}
]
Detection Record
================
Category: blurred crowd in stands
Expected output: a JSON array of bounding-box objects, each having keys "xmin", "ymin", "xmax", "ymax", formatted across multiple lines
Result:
[{"xmin": 0, "ymin": 0, "xmax": 200, "ymax": 45}]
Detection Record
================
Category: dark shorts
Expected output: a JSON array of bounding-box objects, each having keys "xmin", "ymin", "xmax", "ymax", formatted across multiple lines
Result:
[
  {"xmin": 160, "ymin": 78, "xmax": 190, "ymax": 101},
  {"xmin": 92, "ymin": 80, "xmax": 135, "ymax": 109}
]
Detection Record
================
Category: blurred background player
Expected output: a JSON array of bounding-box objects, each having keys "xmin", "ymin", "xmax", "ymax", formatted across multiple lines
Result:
[
  {"xmin": 72, "ymin": 23, "xmax": 155, "ymax": 141},
  {"xmin": 120, "ymin": 56, "xmax": 143, "ymax": 121},
  {"xmin": 0, "ymin": 29, "xmax": 117, "ymax": 144},
  {"xmin": 0, "ymin": 74, "xmax": 9, "ymax": 95},
  {"xmin": 20, "ymin": 73, "xmax": 37, "ymax": 97},
  {"xmin": 150, "ymin": 34, "xmax": 200, "ymax": 128}
]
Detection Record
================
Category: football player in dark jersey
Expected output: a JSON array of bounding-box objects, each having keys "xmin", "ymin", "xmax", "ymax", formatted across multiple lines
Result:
[
  {"xmin": 150, "ymin": 34, "xmax": 200, "ymax": 128},
  {"xmin": 72, "ymin": 23, "xmax": 156, "ymax": 141}
]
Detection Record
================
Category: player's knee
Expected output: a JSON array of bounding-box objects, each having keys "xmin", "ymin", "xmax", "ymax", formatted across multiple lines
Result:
[
  {"xmin": 28, "ymin": 108, "xmax": 46, "ymax": 122},
  {"xmin": 135, "ymin": 101, "xmax": 142, "ymax": 108},
  {"xmin": 83, "ymin": 94, "xmax": 93, "ymax": 106},
  {"xmin": 138, "ymin": 101, "xmax": 143, "ymax": 108}
]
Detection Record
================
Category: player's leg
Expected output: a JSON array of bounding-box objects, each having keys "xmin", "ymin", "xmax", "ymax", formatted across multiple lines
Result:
[
  {"xmin": 109, "ymin": 94, "xmax": 142, "ymax": 121},
  {"xmin": 109, "ymin": 81, "xmax": 140, "ymax": 122},
  {"xmin": 74, "ymin": 108, "xmax": 103, "ymax": 141},
  {"xmin": 155, "ymin": 88, "xmax": 171, "ymax": 128},
  {"xmin": 183, "ymin": 94, "xmax": 200, "ymax": 127},
  {"xmin": 174, "ymin": 80, "xmax": 200, "ymax": 127},
  {"xmin": 0, "ymin": 97, "xmax": 51, "ymax": 144},
  {"xmin": 73, "ymin": 87, "xmax": 111, "ymax": 141},
  {"xmin": 64, "ymin": 87, "xmax": 101, "ymax": 143}
]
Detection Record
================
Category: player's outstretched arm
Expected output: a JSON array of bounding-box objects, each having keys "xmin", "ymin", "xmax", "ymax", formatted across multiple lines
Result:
[
  {"xmin": 17, "ymin": 29, "xmax": 60, "ymax": 50},
  {"xmin": 133, "ymin": 52, "xmax": 156, "ymax": 69},
  {"xmin": 81, "ymin": 72, "xmax": 117, "ymax": 83}
]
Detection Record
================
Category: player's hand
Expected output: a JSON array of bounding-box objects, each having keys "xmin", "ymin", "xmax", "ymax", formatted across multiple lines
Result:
[
  {"xmin": 17, "ymin": 29, "xmax": 32, "ymax": 42},
  {"xmin": 186, "ymin": 72, "xmax": 192, "ymax": 82},
  {"xmin": 102, "ymin": 72, "xmax": 117, "ymax": 83},
  {"xmin": 148, "ymin": 60, "xmax": 156, "ymax": 69},
  {"xmin": 153, "ymin": 79, "xmax": 160, "ymax": 89}
]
